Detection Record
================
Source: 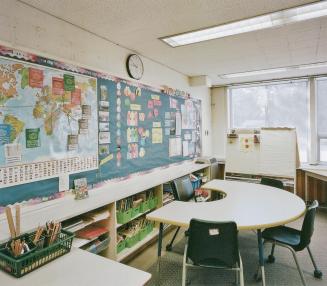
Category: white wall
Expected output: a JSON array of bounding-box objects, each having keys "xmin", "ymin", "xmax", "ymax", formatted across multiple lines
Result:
[
  {"xmin": 211, "ymin": 87, "xmax": 228, "ymax": 159},
  {"xmin": 0, "ymin": 0, "xmax": 212, "ymax": 155}
]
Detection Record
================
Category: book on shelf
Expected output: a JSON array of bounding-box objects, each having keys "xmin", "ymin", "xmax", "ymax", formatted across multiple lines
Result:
[{"xmin": 76, "ymin": 225, "xmax": 108, "ymax": 240}]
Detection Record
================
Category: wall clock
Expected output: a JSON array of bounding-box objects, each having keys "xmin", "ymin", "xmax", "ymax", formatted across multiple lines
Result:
[{"xmin": 126, "ymin": 54, "xmax": 144, "ymax": 80}]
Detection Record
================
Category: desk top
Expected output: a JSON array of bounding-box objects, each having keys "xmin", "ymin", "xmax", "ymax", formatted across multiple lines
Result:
[
  {"xmin": 0, "ymin": 248, "xmax": 151, "ymax": 286},
  {"xmin": 147, "ymin": 179, "xmax": 306, "ymax": 230},
  {"xmin": 303, "ymin": 169, "xmax": 327, "ymax": 178}
]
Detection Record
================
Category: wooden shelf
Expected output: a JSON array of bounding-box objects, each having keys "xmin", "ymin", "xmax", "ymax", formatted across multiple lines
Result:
[{"xmin": 117, "ymin": 229, "xmax": 159, "ymax": 262}]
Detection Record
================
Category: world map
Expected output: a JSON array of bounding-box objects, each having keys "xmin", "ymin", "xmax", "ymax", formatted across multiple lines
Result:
[{"xmin": 0, "ymin": 57, "xmax": 98, "ymax": 167}]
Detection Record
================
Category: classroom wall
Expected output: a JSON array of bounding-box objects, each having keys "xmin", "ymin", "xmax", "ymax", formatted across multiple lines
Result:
[
  {"xmin": 0, "ymin": 0, "xmax": 212, "ymax": 156},
  {"xmin": 211, "ymin": 87, "xmax": 228, "ymax": 159}
]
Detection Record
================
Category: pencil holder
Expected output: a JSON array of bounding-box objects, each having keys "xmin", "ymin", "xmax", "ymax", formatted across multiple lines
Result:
[
  {"xmin": 2, "ymin": 234, "xmax": 36, "ymax": 259},
  {"xmin": 0, "ymin": 229, "xmax": 74, "ymax": 278}
]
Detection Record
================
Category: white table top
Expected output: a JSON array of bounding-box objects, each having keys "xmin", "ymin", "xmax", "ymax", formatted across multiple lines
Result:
[
  {"xmin": 147, "ymin": 179, "xmax": 306, "ymax": 230},
  {"xmin": 0, "ymin": 248, "xmax": 151, "ymax": 286}
]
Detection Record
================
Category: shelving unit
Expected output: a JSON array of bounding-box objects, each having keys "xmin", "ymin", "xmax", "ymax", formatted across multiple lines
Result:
[{"xmin": 0, "ymin": 161, "xmax": 212, "ymax": 263}]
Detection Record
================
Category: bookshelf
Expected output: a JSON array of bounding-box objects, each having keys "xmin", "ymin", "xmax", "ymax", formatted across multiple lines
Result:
[{"xmin": 0, "ymin": 161, "xmax": 212, "ymax": 262}]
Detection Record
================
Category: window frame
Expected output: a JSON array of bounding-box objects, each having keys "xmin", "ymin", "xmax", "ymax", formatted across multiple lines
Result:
[
  {"xmin": 227, "ymin": 79, "xmax": 310, "ymax": 162},
  {"xmin": 315, "ymin": 77, "xmax": 327, "ymax": 163}
]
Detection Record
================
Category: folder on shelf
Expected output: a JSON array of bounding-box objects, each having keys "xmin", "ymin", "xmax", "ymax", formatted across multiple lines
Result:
[{"xmin": 76, "ymin": 225, "xmax": 108, "ymax": 240}]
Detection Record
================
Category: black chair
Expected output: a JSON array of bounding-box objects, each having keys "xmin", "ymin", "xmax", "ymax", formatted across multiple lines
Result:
[
  {"xmin": 166, "ymin": 175, "xmax": 195, "ymax": 251},
  {"xmin": 260, "ymin": 177, "xmax": 284, "ymax": 189},
  {"xmin": 262, "ymin": 200, "xmax": 322, "ymax": 286},
  {"xmin": 182, "ymin": 219, "xmax": 244, "ymax": 286}
]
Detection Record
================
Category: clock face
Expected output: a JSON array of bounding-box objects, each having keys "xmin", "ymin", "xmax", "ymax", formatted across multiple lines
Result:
[{"xmin": 126, "ymin": 54, "xmax": 144, "ymax": 80}]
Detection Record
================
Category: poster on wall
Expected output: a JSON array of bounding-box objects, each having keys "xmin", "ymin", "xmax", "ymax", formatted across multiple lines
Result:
[{"xmin": 0, "ymin": 56, "xmax": 98, "ymax": 186}]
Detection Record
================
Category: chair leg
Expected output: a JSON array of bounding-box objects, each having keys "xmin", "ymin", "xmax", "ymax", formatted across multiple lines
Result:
[
  {"xmin": 235, "ymin": 265, "xmax": 239, "ymax": 285},
  {"xmin": 285, "ymin": 245, "xmax": 307, "ymax": 286},
  {"xmin": 239, "ymin": 255, "xmax": 245, "ymax": 286},
  {"xmin": 307, "ymin": 246, "xmax": 323, "ymax": 278},
  {"xmin": 182, "ymin": 243, "xmax": 188, "ymax": 286},
  {"xmin": 166, "ymin": 226, "xmax": 180, "ymax": 251},
  {"xmin": 267, "ymin": 242, "xmax": 276, "ymax": 263}
]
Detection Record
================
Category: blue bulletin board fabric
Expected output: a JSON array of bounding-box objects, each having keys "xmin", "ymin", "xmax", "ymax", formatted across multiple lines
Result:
[{"xmin": 0, "ymin": 45, "xmax": 202, "ymax": 206}]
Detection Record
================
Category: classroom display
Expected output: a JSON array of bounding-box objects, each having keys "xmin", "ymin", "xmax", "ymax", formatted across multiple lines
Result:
[
  {"xmin": 0, "ymin": 56, "xmax": 98, "ymax": 187},
  {"xmin": 0, "ymin": 45, "xmax": 202, "ymax": 207}
]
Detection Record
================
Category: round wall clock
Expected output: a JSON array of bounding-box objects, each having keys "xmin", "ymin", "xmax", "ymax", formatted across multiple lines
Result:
[{"xmin": 126, "ymin": 54, "xmax": 144, "ymax": 80}]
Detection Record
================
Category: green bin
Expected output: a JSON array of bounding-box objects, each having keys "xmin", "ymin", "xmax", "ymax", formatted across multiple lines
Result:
[
  {"xmin": 116, "ymin": 240, "xmax": 126, "ymax": 253},
  {"xmin": 131, "ymin": 206, "xmax": 140, "ymax": 218},
  {"xmin": 117, "ymin": 209, "xmax": 132, "ymax": 224},
  {"xmin": 149, "ymin": 197, "xmax": 158, "ymax": 209},
  {"xmin": 139, "ymin": 228, "xmax": 148, "ymax": 241},
  {"xmin": 126, "ymin": 235, "xmax": 138, "ymax": 248},
  {"xmin": 0, "ymin": 230, "xmax": 74, "ymax": 278},
  {"xmin": 140, "ymin": 200, "xmax": 150, "ymax": 212}
]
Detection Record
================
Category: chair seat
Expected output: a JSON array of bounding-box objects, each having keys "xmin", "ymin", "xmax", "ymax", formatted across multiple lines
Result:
[{"xmin": 263, "ymin": 226, "xmax": 301, "ymax": 249}]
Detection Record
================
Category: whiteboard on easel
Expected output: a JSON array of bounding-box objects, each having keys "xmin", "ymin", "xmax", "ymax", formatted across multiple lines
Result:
[
  {"xmin": 259, "ymin": 128, "xmax": 298, "ymax": 178},
  {"xmin": 225, "ymin": 130, "xmax": 260, "ymax": 175},
  {"xmin": 225, "ymin": 128, "xmax": 299, "ymax": 178}
]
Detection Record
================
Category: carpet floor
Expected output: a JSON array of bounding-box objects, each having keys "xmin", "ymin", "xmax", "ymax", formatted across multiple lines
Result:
[{"xmin": 144, "ymin": 210, "xmax": 327, "ymax": 286}]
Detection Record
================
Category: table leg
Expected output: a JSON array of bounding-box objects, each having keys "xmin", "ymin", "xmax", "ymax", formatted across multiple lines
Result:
[
  {"xmin": 156, "ymin": 223, "xmax": 164, "ymax": 285},
  {"xmin": 305, "ymin": 173, "xmax": 309, "ymax": 204},
  {"xmin": 257, "ymin": 229, "xmax": 266, "ymax": 286}
]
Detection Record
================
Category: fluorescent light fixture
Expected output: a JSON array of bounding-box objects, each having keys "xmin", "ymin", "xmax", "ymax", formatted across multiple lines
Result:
[
  {"xmin": 297, "ymin": 62, "xmax": 327, "ymax": 70},
  {"xmin": 220, "ymin": 68, "xmax": 289, "ymax": 79},
  {"xmin": 220, "ymin": 62, "xmax": 327, "ymax": 79},
  {"xmin": 161, "ymin": 1, "xmax": 327, "ymax": 47}
]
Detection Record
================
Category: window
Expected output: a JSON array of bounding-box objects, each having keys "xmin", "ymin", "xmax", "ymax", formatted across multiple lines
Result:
[
  {"xmin": 229, "ymin": 81, "xmax": 309, "ymax": 162},
  {"xmin": 316, "ymin": 78, "xmax": 327, "ymax": 162}
]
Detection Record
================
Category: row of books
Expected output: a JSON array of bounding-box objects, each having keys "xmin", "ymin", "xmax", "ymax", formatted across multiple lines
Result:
[{"xmin": 116, "ymin": 189, "xmax": 155, "ymax": 212}]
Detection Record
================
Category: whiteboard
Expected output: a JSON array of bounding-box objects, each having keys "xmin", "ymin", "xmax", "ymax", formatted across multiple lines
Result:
[
  {"xmin": 225, "ymin": 133, "xmax": 260, "ymax": 174},
  {"xmin": 259, "ymin": 128, "xmax": 297, "ymax": 178},
  {"xmin": 225, "ymin": 128, "xmax": 298, "ymax": 178}
]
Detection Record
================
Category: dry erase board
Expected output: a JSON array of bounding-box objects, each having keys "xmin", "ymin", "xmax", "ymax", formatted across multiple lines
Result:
[
  {"xmin": 0, "ymin": 45, "xmax": 201, "ymax": 206},
  {"xmin": 225, "ymin": 128, "xmax": 298, "ymax": 178}
]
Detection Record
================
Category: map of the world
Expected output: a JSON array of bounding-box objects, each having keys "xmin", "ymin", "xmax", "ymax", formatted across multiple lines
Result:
[{"xmin": 0, "ymin": 56, "xmax": 98, "ymax": 168}]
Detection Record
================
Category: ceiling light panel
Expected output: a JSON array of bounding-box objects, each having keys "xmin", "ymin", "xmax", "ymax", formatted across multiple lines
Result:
[{"xmin": 161, "ymin": 1, "xmax": 327, "ymax": 47}]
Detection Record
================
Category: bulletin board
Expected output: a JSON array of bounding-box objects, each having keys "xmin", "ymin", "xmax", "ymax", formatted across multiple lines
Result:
[{"xmin": 0, "ymin": 45, "xmax": 202, "ymax": 206}]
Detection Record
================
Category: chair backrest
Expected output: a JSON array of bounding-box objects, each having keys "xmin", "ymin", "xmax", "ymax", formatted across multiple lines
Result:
[
  {"xmin": 171, "ymin": 175, "xmax": 194, "ymax": 202},
  {"xmin": 187, "ymin": 219, "xmax": 239, "ymax": 268},
  {"xmin": 260, "ymin": 177, "xmax": 284, "ymax": 190},
  {"xmin": 299, "ymin": 200, "xmax": 319, "ymax": 250}
]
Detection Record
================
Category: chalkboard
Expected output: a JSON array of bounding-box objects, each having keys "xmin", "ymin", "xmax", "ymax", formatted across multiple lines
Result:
[{"xmin": 0, "ymin": 45, "xmax": 202, "ymax": 206}]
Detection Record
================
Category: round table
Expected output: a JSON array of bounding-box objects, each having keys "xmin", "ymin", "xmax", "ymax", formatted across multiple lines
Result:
[{"xmin": 147, "ymin": 179, "xmax": 306, "ymax": 286}]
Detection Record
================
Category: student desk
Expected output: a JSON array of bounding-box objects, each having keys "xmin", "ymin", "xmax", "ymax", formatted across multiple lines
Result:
[
  {"xmin": 303, "ymin": 168, "xmax": 327, "ymax": 203},
  {"xmin": 0, "ymin": 248, "xmax": 151, "ymax": 286},
  {"xmin": 147, "ymin": 179, "xmax": 306, "ymax": 286}
]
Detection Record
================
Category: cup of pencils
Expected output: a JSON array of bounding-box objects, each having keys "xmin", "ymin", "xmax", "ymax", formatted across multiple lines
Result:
[{"xmin": 4, "ymin": 235, "xmax": 35, "ymax": 258}]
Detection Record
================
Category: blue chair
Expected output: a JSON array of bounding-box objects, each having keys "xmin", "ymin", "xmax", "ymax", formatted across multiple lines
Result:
[
  {"xmin": 166, "ymin": 175, "xmax": 195, "ymax": 251},
  {"xmin": 262, "ymin": 200, "xmax": 322, "ymax": 286},
  {"xmin": 182, "ymin": 219, "xmax": 244, "ymax": 286},
  {"xmin": 260, "ymin": 177, "xmax": 284, "ymax": 189}
]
